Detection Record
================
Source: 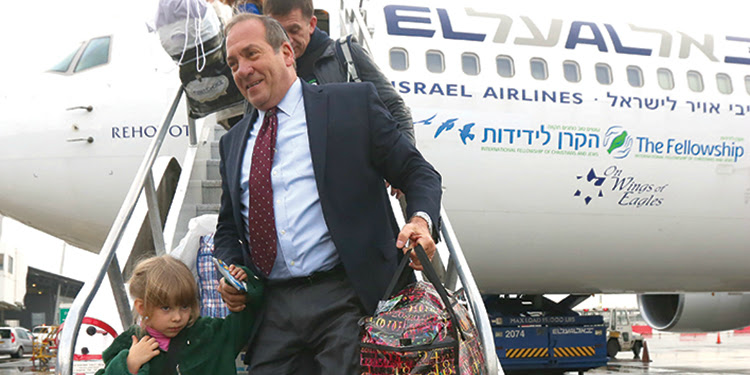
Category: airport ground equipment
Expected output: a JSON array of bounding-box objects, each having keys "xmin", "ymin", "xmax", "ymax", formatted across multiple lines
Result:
[
  {"xmin": 581, "ymin": 307, "xmax": 644, "ymax": 357},
  {"xmin": 32, "ymin": 325, "xmax": 60, "ymax": 371},
  {"xmin": 485, "ymin": 295, "xmax": 607, "ymax": 374},
  {"xmin": 603, "ymin": 308, "xmax": 644, "ymax": 358}
]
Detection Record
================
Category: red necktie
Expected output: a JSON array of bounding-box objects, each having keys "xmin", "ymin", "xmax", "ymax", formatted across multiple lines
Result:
[{"xmin": 249, "ymin": 107, "xmax": 278, "ymax": 276}]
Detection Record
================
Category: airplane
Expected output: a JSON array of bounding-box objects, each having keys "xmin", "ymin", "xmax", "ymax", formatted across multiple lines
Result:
[{"xmin": 1, "ymin": 0, "xmax": 749, "ymax": 346}]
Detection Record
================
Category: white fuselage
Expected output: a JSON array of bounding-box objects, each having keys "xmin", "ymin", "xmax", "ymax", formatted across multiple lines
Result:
[{"xmin": 359, "ymin": 0, "xmax": 750, "ymax": 293}]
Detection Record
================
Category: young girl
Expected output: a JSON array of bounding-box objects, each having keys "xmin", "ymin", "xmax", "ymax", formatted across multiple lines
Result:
[{"xmin": 96, "ymin": 255, "xmax": 262, "ymax": 375}]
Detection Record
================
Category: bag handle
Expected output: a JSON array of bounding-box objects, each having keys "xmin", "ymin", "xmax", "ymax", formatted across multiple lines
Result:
[
  {"xmin": 382, "ymin": 246, "xmax": 416, "ymax": 300},
  {"xmin": 382, "ymin": 245, "xmax": 465, "ymax": 341}
]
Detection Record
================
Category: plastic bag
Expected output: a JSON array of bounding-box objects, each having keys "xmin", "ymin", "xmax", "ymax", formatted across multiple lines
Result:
[
  {"xmin": 155, "ymin": 0, "xmax": 221, "ymax": 56},
  {"xmin": 170, "ymin": 214, "xmax": 218, "ymax": 281},
  {"xmin": 154, "ymin": 0, "xmax": 245, "ymax": 118}
]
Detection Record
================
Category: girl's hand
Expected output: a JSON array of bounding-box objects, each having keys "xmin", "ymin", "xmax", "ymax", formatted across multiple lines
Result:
[
  {"xmin": 126, "ymin": 335, "xmax": 160, "ymax": 374},
  {"xmin": 228, "ymin": 264, "xmax": 247, "ymax": 281}
]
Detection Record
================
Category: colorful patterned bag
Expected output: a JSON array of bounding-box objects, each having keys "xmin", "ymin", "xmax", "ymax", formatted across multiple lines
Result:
[{"xmin": 360, "ymin": 246, "xmax": 486, "ymax": 375}]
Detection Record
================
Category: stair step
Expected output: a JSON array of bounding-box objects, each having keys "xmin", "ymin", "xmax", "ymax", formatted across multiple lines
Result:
[
  {"xmin": 196, "ymin": 203, "xmax": 221, "ymax": 216},
  {"xmin": 211, "ymin": 141, "xmax": 220, "ymax": 160},
  {"xmin": 214, "ymin": 125, "xmax": 228, "ymax": 141},
  {"xmin": 206, "ymin": 160, "xmax": 221, "ymax": 180},
  {"xmin": 202, "ymin": 180, "xmax": 222, "ymax": 204}
]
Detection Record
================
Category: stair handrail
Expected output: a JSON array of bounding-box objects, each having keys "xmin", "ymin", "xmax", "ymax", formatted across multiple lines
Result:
[
  {"xmin": 439, "ymin": 206, "xmax": 500, "ymax": 375},
  {"xmin": 57, "ymin": 87, "xmax": 185, "ymax": 375},
  {"xmin": 389, "ymin": 196, "xmax": 500, "ymax": 374}
]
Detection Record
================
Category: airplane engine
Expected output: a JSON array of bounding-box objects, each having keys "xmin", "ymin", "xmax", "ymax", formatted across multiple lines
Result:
[{"xmin": 638, "ymin": 293, "xmax": 750, "ymax": 332}]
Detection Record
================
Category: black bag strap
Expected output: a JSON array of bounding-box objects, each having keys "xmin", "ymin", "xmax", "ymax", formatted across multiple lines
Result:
[
  {"xmin": 382, "ymin": 247, "xmax": 416, "ymax": 301},
  {"xmin": 382, "ymin": 245, "xmax": 465, "ymax": 342}
]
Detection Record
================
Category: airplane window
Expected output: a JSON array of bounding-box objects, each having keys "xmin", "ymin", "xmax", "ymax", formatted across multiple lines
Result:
[
  {"xmin": 496, "ymin": 55, "xmax": 514, "ymax": 78},
  {"xmin": 563, "ymin": 61, "xmax": 580, "ymax": 83},
  {"xmin": 530, "ymin": 58, "xmax": 548, "ymax": 80},
  {"xmin": 746, "ymin": 76, "xmax": 750, "ymax": 95},
  {"xmin": 74, "ymin": 37, "xmax": 111, "ymax": 73},
  {"xmin": 426, "ymin": 50, "xmax": 445, "ymax": 73},
  {"xmin": 462, "ymin": 53, "xmax": 480, "ymax": 76},
  {"xmin": 687, "ymin": 71, "xmax": 704, "ymax": 92},
  {"xmin": 627, "ymin": 66, "xmax": 644, "ymax": 87},
  {"xmin": 657, "ymin": 68, "xmax": 674, "ymax": 90},
  {"xmin": 389, "ymin": 48, "xmax": 408, "ymax": 71},
  {"xmin": 49, "ymin": 43, "xmax": 83, "ymax": 73},
  {"xmin": 595, "ymin": 63, "xmax": 612, "ymax": 85},
  {"xmin": 716, "ymin": 73, "xmax": 732, "ymax": 94}
]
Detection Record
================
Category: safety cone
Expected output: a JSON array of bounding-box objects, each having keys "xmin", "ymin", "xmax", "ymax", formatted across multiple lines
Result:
[
  {"xmin": 641, "ymin": 340, "xmax": 651, "ymax": 363},
  {"xmin": 716, "ymin": 332, "xmax": 722, "ymax": 344}
]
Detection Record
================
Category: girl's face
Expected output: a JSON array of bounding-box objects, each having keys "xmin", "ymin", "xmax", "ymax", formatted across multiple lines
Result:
[{"xmin": 144, "ymin": 303, "xmax": 191, "ymax": 338}]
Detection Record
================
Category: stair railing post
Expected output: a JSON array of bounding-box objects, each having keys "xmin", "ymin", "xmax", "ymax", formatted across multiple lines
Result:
[
  {"xmin": 144, "ymin": 171, "xmax": 166, "ymax": 256},
  {"xmin": 188, "ymin": 115, "xmax": 198, "ymax": 146},
  {"xmin": 107, "ymin": 256, "xmax": 133, "ymax": 329}
]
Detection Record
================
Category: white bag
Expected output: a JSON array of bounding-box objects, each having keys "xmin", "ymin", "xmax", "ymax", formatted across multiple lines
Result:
[
  {"xmin": 170, "ymin": 214, "xmax": 218, "ymax": 281},
  {"xmin": 155, "ymin": 0, "xmax": 222, "ymax": 56}
]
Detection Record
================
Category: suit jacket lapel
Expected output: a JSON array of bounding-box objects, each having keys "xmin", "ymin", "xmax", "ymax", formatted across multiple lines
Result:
[
  {"xmin": 230, "ymin": 111, "xmax": 257, "ymax": 219},
  {"xmin": 302, "ymin": 82, "xmax": 328, "ymax": 191}
]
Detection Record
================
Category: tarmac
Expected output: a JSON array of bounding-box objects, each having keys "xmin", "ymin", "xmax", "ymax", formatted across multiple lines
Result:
[
  {"xmin": 587, "ymin": 331, "xmax": 750, "ymax": 374},
  {"xmin": 0, "ymin": 331, "xmax": 748, "ymax": 374}
]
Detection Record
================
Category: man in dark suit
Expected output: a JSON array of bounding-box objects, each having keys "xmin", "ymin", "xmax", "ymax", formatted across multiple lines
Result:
[{"xmin": 214, "ymin": 14, "xmax": 441, "ymax": 375}]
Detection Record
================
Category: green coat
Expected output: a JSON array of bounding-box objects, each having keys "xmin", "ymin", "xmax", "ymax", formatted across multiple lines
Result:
[{"xmin": 96, "ymin": 273, "xmax": 262, "ymax": 375}]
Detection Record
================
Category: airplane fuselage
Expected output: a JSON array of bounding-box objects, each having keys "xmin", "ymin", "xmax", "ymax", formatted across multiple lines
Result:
[{"xmin": 362, "ymin": 0, "xmax": 750, "ymax": 294}]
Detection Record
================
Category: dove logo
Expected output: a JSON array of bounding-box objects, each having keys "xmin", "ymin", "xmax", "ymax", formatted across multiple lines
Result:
[
  {"xmin": 459, "ymin": 123, "xmax": 476, "ymax": 145},
  {"xmin": 604, "ymin": 126, "xmax": 633, "ymax": 159},
  {"xmin": 434, "ymin": 118, "xmax": 457, "ymax": 138},
  {"xmin": 417, "ymin": 115, "xmax": 477, "ymax": 145}
]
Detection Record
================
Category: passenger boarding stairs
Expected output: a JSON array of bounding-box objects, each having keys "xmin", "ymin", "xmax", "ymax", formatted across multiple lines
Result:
[{"xmin": 57, "ymin": 61, "xmax": 500, "ymax": 375}]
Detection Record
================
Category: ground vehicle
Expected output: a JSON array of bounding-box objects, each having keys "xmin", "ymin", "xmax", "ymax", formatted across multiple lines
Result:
[
  {"xmin": 32, "ymin": 325, "xmax": 55, "ymax": 346},
  {"xmin": 21, "ymin": 328, "xmax": 34, "ymax": 341},
  {"xmin": 582, "ymin": 308, "xmax": 644, "ymax": 358},
  {"xmin": 487, "ymin": 296, "xmax": 608, "ymax": 374},
  {"xmin": 0, "ymin": 326, "xmax": 34, "ymax": 358},
  {"xmin": 31, "ymin": 325, "xmax": 60, "ymax": 371}
]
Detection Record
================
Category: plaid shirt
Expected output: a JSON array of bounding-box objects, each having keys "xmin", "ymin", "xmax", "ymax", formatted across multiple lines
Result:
[{"xmin": 197, "ymin": 233, "xmax": 230, "ymax": 318}]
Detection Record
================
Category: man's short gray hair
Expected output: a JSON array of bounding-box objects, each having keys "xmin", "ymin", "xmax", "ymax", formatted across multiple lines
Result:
[{"xmin": 225, "ymin": 13, "xmax": 291, "ymax": 52}]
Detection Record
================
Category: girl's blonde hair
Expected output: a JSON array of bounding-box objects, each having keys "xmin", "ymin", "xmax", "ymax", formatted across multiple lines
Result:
[{"xmin": 128, "ymin": 255, "xmax": 200, "ymax": 327}]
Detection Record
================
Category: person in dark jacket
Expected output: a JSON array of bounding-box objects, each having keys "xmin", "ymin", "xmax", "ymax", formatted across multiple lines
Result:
[
  {"xmin": 95, "ymin": 255, "xmax": 262, "ymax": 375},
  {"xmin": 217, "ymin": 14, "xmax": 440, "ymax": 374},
  {"xmin": 264, "ymin": 0, "xmax": 415, "ymax": 200}
]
